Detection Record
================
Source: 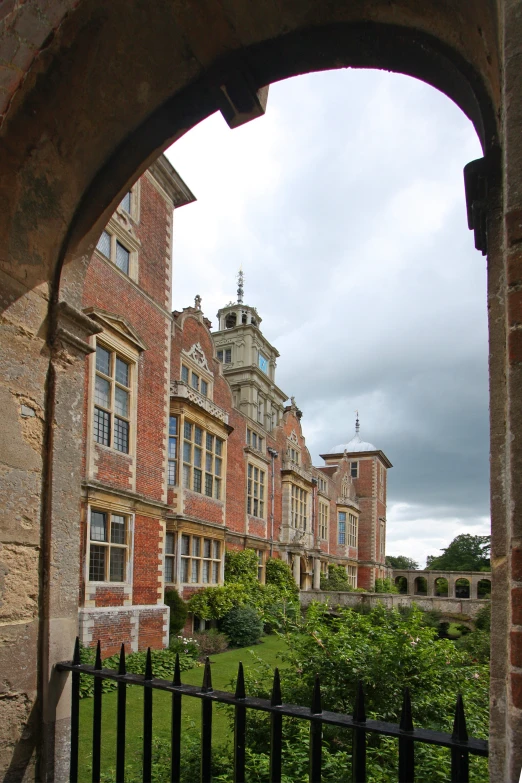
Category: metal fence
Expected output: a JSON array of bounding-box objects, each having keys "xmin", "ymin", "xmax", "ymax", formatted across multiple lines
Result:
[{"xmin": 56, "ymin": 638, "xmax": 488, "ymax": 783}]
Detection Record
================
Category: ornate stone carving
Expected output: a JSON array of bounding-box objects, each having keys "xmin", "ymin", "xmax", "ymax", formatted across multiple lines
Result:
[{"xmin": 183, "ymin": 342, "xmax": 210, "ymax": 371}]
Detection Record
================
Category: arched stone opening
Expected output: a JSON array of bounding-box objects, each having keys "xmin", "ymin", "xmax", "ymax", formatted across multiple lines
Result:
[
  {"xmin": 395, "ymin": 576, "xmax": 408, "ymax": 594},
  {"xmin": 1, "ymin": 1, "xmax": 517, "ymax": 780},
  {"xmin": 434, "ymin": 577, "xmax": 449, "ymax": 597},
  {"xmin": 455, "ymin": 578, "xmax": 471, "ymax": 599},
  {"xmin": 414, "ymin": 576, "xmax": 428, "ymax": 596},
  {"xmin": 477, "ymin": 578, "xmax": 491, "ymax": 599}
]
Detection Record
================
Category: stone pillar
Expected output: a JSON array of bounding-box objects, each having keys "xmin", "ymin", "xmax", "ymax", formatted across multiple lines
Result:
[
  {"xmin": 448, "ymin": 577, "xmax": 456, "ymax": 599},
  {"xmin": 0, "ymin": 269, "xmax": 52, "ymax": 780},
  {"xmin": 493, "ymin": 3, "xmax": 522, "ymax": 778},
  {"xmin": 293, "ymin": 555, "xmax": 301, "ymax": 588},
  {"xmin": 41, "ymin": 302, "xmax": 102, "ymax": 781},
  {"xmin": 313, "ymin": 558, "xmax": 321, "ymax": 590},
  {"xmin": 471, "ymin": 577, "xmax": 479, "ymax": 600},
  {"xmin": 426, "ymin": 573, "xmax": 435, "ymax": 597}
]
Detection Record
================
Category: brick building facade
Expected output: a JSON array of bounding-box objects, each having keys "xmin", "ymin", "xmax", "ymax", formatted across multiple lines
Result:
[{"xmin": 79, "ymin": 159, "xmax": 392, "ymax": 652}]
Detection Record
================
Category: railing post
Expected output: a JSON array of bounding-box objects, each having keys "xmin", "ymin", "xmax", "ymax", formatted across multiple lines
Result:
[
  {"xmin": 70, "ymin": 638, "xmax": 81, "ymax": 783},
  {"xmin": 309, "ymin": 675, "xmax": 322, "ymax": 783},
  {"xmin": 398, "ymin": 688, "xmax": 414, "ymax": 783},
  {"xmin": 352, "ymin": 681, "xmax": 367, "ymax": 783},
  {"xmin": 270, "ymin": 668, "xmax": 283, "ymax": 783},
  {"xmin": 171, "ymin": 653, "xmax": 182, "ymax": 783},
  {"xmin": 234, "ymin": 662, "xmax": 246, "ymax": 783},
  {"xmin": 92, "ymin": 641, "xmax": 103, "ymax": 783},
  {"xmin": 201, "ymin": 657, "xmax": 213, "ymax": 783},
  {"xmin": 143, "ymin": 648, "xmax": 153, "ymax": 782},
  {"xmin": 116, "ymin": 644, "xmax": 127, "ymax": 783},
  {"xmin": 451, "ymin": 694, "xmax": 469, "ymax": 782}
]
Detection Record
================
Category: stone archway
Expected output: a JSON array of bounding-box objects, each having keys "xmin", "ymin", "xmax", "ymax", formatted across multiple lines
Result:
[{"xmin": 1, "ymin": 2, "xmax": 520, "ymax": 780}]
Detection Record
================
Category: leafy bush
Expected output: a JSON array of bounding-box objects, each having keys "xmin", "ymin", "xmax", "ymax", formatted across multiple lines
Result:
[
  {"xmin": 194, "ymin": 628, "xmax": 228, "ymax": 656},
  {"xmin": 168, "ymin": 634, "xmax": 200, "ymax": 661},
  {"xmin": 224, "ymin": 548, "xmax": 259, "ymax": 586},
  {"xmin": 221, "ymin": 605, "xmax": 263, "ymax": 647},
  {"xmin": 187, "ymin": 582, "xmax": 248, "ymax": 620},
  {"xmin": 320, "ymin": 564, "xmax": 352, "ymax": 591},
  {"xmin": 474, "ymin": 605, "xmax": 491, "ymax": 631},
  {"xmin": 164, "ymin": 588, "xmax": 188, "ymax": 636},
  {"xmin": 265, "ymin": 557, "xmax": 299, "ymax": 599},
  {"xmin": 374, "ymin": 577, "xmax": 399, "ymax": 594},
  {"xmin": 221, "ymin": 604, "xmax": 489, "ymax": 782},
  {"xmin": 455, "ymin": 629, "xmax": 490, "ymax": 663},
  {"xmin": 78, "ymin": 643, "xmax": 197, "ymax": 699}
]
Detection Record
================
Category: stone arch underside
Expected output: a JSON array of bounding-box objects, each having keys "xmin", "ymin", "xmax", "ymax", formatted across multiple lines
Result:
[{"xmin": 1, "ymin": 1, "xmax": 518, "ymax": 781}]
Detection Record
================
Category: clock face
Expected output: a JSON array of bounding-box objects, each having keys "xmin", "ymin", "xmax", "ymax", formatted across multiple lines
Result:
[{"xmin": 258, "ymin": 353, "xmax": 269, "ymax": 374}]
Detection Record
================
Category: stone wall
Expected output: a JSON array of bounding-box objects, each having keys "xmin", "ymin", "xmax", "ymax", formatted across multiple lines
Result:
[{"xmin": 300, "ymin": 590, "xmax": 490, "ymax": 619}]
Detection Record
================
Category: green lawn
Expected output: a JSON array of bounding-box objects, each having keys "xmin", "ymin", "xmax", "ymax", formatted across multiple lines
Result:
[{"xmin": 78, "ymin": 635, "xmax": 288, "ymax": 781}]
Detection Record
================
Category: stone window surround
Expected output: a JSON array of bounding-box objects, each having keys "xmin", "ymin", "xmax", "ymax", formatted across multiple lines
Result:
[
  {"xmin": 180, "ymin": 348, "xmax": 213, "ymax": 401},
  {"xmin": 247, "ymin": 460, "xmax": 266, "ymax": 519},
  {"xmin": 94, "ymin": 213, "xmax": 141, "ymax": 282},
  {"xmin": 319, "ymin": 500, "xmax": 329, "ymax": 540},
  {"xmin": 85, "ymin": 504, "xmax": 135, "ymax": 589},
  {"xmin": 87, "ymin": 330, "xmax": 139, "ymax": 465}
]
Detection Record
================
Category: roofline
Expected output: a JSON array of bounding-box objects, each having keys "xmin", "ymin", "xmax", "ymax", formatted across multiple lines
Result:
[
  {"xmin": 320, "ymin": 450, "xmax": 393, "ymax": 468},
  {"xmin": 148, "ymin": 154, "xmax": 196, "ymax": 208}
]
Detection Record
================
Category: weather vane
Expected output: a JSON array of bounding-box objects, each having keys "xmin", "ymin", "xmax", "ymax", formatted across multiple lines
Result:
[{"xmin": 355, "ymin": 410, "xmax": 360, "ymax": 434}]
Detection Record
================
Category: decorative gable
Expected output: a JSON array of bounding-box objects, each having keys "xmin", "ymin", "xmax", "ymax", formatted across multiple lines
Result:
[{"xmin": 183, "ymin": 342, "xmax": 210, "ymax": 372}]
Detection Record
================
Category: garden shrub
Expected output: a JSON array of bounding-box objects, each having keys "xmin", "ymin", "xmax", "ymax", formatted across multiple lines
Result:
[
  {"xmin": 265, "ymin": 557, "xmax": 299, "ymax": 598},
  {"xmin": 164, "ymin": 588, "xmax": 188, "ymax": 636},
  {"xmin": 78, "ymin": 643, "xmax": 197, "ymax": 699},
  {"xmin": 224, "ymin": 548, "xmax": 259, "ymax": 586},
  {"xmin": 374, "ymin": 577, "xmax": 399, "ymax": 593},
  {"xmin": 168, "ymin": 634, "xmax": 200, "ymax": 662},
  {"xmin": 194, "ymin": 628, "xmax": 228, "ymax": 656},
  {"xmin": 221, "ymin": 605, "xmax": 263, "ymax": 647},
  {"xmin": 320, "ymin": 564, "xmax": 351, "ymax": 591},
  {"xmin": 474, "ymin": 605, "xmax": 491, "ymax": 632}
]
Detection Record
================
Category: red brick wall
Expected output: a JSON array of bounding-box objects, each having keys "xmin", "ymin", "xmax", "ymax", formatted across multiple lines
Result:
[
  {"xmin": 91, "ymin": 613, "xmax": 133, "ymax": 658},
  {"xmin": 82, "ymin": 246, "xmax": 169, "ymax": 504},
  {"xmin": 138, "ymin": 176, "xmax": 171, "ymax": 307},
  {"xmin": 132, "ymin": 514, "xmax": 161, "ymax": 605},
  {"xmin": 138, "ymin": 610, "xmax": 165, "ymax": 650},
  {"xmin": 184, "ymin": 491, "xmax": 223, "ymax": 524}
]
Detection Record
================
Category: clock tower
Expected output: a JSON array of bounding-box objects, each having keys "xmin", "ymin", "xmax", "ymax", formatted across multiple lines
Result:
[{"xmin": 213, "ymin": 270, "xmax": 288, "ymax": 431}]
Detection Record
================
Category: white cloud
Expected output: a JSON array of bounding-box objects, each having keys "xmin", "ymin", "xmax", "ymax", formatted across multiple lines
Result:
[{"xmin": 166, "ymin": 67, "xmax": 487, "ymax": 562}]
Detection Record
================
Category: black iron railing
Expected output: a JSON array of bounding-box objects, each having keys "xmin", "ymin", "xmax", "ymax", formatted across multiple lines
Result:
[{"xmin": 56, "ymin": 639, "xmax": 488, "ymax": 783}]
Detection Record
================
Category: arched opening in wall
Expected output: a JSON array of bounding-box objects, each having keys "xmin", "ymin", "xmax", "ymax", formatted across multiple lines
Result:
[
  {"xmin": 434, "ymin": 577, "xmax": 449, "ymax": 597},
  {"xmin": 0, "ymin": 3, "xmax": 505, "ymax": 778},
  {"xmin": 477, "ymin": 578, "xmax": 491, "ymax": 599},
  {"xmin": 395, "ymin": 576, "xmax": 408, "ymax": 594},
  {"xmin": 455, "ymin": 578, "xmax": 471, "ymax": 598},
  {"xmin": 414, "ymin": 576, "xmax": 428, "ymax": 596},
  {"xmin": 73, "ymin": 65, "xmax": 491, "ymax": 656}
]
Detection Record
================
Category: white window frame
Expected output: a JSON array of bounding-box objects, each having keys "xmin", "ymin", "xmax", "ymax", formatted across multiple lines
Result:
[
  {"xmin": 179, "ymin": 533, "xmax": 222, "ymax": 585},
  {"xmin": 182, "ymin": 420, "xmax": 223, "ymax": 499},
  {"xmin": 95, "ymin": 221, "xmax": 140, "ymax": 281},
  {"xmin": 247, "ymin": 463, "xmax": 266, "ymax": 518},
  {"xmin": 86, "ymin": 507, "xmax": 133, "ymax": 585},
  {"xmin": 348, "ymin": 513, "xmax": 358, "ymax": 548},
  {"xmin": 319, "ymin": 501, "xmax": 329, "ymax": 540},
  {"xmin": 92, "ymin": 339, "xmax": 136, "ymax": 455},
  {"xmin": 291, "ymin": 484, "xmax": 308, "ymax": 530}
]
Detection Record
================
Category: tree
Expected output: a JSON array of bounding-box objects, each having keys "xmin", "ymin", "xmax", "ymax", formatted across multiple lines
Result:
[
  {"xmin": 426, "ymin": 534, "xmax": 490, "ymax": 571},
  {"xmin": 385, "ymin": 555, "xmax": 419, "ymax": 570}
]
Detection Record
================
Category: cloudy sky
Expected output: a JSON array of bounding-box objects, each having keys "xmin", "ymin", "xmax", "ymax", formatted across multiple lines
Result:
[{"xmin": 166, "ymin": 68, "xmax": 489, "ymax": 568}]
